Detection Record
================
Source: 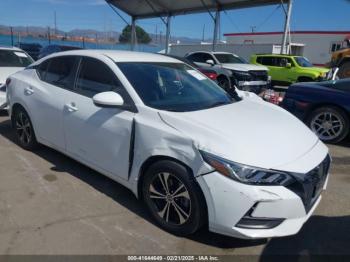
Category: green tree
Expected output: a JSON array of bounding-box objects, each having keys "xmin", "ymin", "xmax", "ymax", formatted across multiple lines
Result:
[{"xmin": 119, "ymin": 25, "xmax": 152, "ymax": 44}]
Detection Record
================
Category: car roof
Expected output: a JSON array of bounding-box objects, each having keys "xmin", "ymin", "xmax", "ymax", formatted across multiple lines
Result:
[
  {"xmin": 254, "ymin": 54, "xmax": 299, "ymax": 57},
  {"xmin": 187, "ymin": 51, "xmax": 235, "ymax": 55},
  {"xmin": 40, "ymin": 49, "xmax": 183, "ymax": 63},
  {"xmin": 0, "ymin": 45, "xmax": 24, "ymax": 52}
]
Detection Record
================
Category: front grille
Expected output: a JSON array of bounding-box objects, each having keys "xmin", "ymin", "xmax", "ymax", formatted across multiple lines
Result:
[
  {"xmin": 286, "ymin": 155, "xmax": 331, "ymax": 213},
  {"xmin": 249, "ymin": 70, "xmax": 268, "ymax": 81}
]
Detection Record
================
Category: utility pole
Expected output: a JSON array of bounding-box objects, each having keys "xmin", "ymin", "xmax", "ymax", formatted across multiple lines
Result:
[
  {"xmin": 155, "ymin": 24, "xmax": 158, "ymax": 44},
  {"xmin": 10, "ymin": 27, "xmax": 14, "ymax": 46},
  {"xmin": 212, "ymin": 9, "xmax": 220, "ymax": 51},
  {"xmin": 54, "ymin": 11, "xmax": 57, "ymax": 35},
  {"xmin": 202, "ymin": 24, "xmax": 205, "ymax": 42},
  {"xmin": 47, "ymin": 26, "xmax": 51, "ymax": 44},
  {"xmin": 281, "ymin": 0, "xmax": 293, "ymax": 54}
]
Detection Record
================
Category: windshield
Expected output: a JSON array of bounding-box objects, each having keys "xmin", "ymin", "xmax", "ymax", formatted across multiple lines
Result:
[
  {"xmin": 214, "ymin": 53, "xmax": 247, "ymax": 64},
  {"xmin": 117, "ymin": 62, "xmax": 235, "ymax": 112},
  {"xmin": 295, "ymin": 56, "xmax": 313, "ymax": 67},
  {"xmin": 0, "ymin": 50, "xmax": 33, "ymax": 67}
]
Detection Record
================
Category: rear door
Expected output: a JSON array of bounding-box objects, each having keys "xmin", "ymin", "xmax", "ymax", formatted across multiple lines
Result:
[
  {"xmin": 27, "ymin": 56, "xmax": 78, "ymax": 150},
  {"xmin": 63, "ymin": 56, "xmax": 136, "ymax": 179}
]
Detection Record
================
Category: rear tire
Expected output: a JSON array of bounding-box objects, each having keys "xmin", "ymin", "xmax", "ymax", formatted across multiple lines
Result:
[
  {"xmin": 338, "ymin": 61, "xmax": 350, "ymax": 79},
  {"xmin": 217, "ymin": 76, "xmax": 231, "ymax": 92},
  {"xmin": 142, "ymin": 160, "xmax": 206, "ymax": 236},
  {"xmin": 12, "ymin": 107, "xmax": 38, "ymax": 150},
  {"xmin": 307, "ymin": 106, "xmax": 349, "ymax": 144}
]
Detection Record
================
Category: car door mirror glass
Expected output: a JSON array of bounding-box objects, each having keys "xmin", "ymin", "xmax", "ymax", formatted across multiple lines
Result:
[
  {"xmin": 93, "ymin": 91, "xmax": 124, "ymax": 107},
  {"xmin": 206, "ymin": 59, "xmax": 215, "ymax": 66},
  {"xmin": 286, "ymin": 63, "xmax": 292, "ymax": 68}
]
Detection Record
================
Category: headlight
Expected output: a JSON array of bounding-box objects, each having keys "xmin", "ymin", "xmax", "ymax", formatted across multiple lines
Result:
[{"xmin": 200, "ymin": 151, "xmax": 295, "ymax": 186}]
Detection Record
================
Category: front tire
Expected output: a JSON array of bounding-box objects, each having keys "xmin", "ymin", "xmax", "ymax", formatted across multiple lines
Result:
[
  {"xmin": 307, "ymin": 106, "xmax": 349, "ymax": 144},
  {"xmin": 142, "ymin": 160, "xmax": 206, "ymax": 236},
  {"xmin": 12, "ymin": 107, "xmax": 38, "ymax": 150}
]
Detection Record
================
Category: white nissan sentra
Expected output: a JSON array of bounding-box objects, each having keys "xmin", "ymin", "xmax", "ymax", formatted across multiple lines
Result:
[{"xmin": 6, "ymin": 50, "xmax": 330, "ymax": 239}]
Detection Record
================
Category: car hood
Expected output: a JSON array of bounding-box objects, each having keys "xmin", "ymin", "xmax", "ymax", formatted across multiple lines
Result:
[
  {"xmin": 0, "ymin": 67, "xmax": 24, "ymax": 85},
  {"xmin": 303, "ymin": 67, "xmax": 329, "ymax": 74},
  {"xmin": 159, "ymin": 99, "xmax": 320, "ymax": 171},
  {"xmin": 221, "ymin": 63, "xmax": 268, "ymax": 72}
]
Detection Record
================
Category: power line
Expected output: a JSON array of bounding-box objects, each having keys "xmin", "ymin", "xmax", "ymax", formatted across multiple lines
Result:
[
  {"xmin": 223, "ymin": 10, "xmax": 242, "ymax": 33},
  {"xmin": 255, "ymin": 4, "xmax": 282, "ymax": 32}
]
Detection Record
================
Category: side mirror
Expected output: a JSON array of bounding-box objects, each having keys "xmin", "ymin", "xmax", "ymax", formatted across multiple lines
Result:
[
  {"xmin": 93, "ymin": 91, "xmax": 124, "ymax": 107},
  {"xmin": 286, "ymin": 63, "xmax": 292, "ymax": 68},
  {"xmin": 206, "ymin": 59, "xmax": 215, "ymax": 66}
]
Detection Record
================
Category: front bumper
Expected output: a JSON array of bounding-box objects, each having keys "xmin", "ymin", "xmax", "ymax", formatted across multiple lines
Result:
[
  {"xmin": 236, "ymin": 80, "xmax": 271, "ymax": 94},
  {"xmin": 196, "ymin": 144, "xmax": 329, "ymax": 239},
  {"xmin": 196, "ymin": 171, "xmax": 328, "ymax": 239}
]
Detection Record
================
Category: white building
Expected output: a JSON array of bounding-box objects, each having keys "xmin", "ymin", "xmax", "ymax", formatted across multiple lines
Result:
[{"xmin": 224, "ymin": 31, "xmax": 350, "ymax": 66}]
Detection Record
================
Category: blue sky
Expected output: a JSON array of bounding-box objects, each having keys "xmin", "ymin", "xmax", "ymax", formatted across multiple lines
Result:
[{"xmin": 0, "ymin": 0, "xmax": 349, "ymax": 39}]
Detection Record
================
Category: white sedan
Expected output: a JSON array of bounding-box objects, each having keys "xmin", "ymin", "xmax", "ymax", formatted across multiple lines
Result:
[
  {"xmin": 6, "ymin": 50, "xmax": 330, "ymax": 239},
  {"xmin": 0, "ymin": 46, "xmax": 34, "ymax": 109}
]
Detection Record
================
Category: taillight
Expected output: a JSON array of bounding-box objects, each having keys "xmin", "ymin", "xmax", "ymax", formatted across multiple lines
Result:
[
  {"xmin": 203, "ymin": 72, "xmax": 218, "ymax": 80},
  {"xmin": 6, "ymin": 78, "xmax": 11, "ymax": 86}
]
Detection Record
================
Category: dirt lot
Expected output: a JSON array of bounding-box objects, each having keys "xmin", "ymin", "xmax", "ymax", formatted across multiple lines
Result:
[{"xmin": 0, "ymin": 113, "xmax": 349, "ymax": 259}]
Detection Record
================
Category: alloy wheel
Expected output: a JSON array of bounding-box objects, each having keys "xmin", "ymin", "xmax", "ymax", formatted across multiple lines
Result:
[
  {"xmin": 310, "ymin": 111, "xmax": 344, "ymax": 141},
  {"xmin": 148, "ymin": 172, "xmax": 191, "ymax": 225},
  {"xmin": 15, "ymin": 111, "xmax": 32, "ymax": 145}
]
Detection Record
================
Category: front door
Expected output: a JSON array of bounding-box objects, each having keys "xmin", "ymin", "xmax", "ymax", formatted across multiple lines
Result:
[{"xmin": 63, "ymin": 57, "xmax": 135, "ymax": 179}]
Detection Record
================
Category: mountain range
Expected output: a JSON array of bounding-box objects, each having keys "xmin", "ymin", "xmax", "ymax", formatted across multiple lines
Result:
[{"xmin": 0, "ymin": 24, "xmax": 209, "ymax": 44}]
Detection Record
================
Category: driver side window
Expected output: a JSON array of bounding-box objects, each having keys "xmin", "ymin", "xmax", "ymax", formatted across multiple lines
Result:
[{"xmin": 75, "ymin": 57, "xmax": 123, "ymax": 98}]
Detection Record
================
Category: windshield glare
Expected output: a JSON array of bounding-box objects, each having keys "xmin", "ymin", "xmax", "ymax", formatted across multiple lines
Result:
[
  {"xmin": 214, "ymin": 54, "xmax": 247, "ymax": 64},
  {"xmin": 0, "ymin": 50, "xmax": 33, "ymax": 67},
  {"xmin": 117, "ymin": 62, "xmax": 235, "ymax": 112},
  {"xmin": 295, "ymin": 57, "xmax": 313, "ymax": 67}
]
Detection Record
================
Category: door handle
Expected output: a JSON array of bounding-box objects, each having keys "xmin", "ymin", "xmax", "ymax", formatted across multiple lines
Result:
[
  {"xmin": 24, "ymin": 87, "xmax": 34, "ymax": 95},
  {"xmin": 65, "ymin": 102, "xmax": 78, "ymax": 112}
]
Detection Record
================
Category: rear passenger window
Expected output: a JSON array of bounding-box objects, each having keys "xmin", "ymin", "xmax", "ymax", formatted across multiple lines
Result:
[
  {"xmin": 44, "ymin": 56, "xmax": 77, "ymax": 89},
  {"xmin": 75, "ymin": 57, "xmax": 125, "ymax": 98},
  {"xmin": 259, "ymin": 57, "xmax": 275, "ymax": 66}
]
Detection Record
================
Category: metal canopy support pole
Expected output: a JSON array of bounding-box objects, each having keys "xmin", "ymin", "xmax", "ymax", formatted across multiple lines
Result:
[
  {"xmin": 212, "ymin": 9, "xmax": 220, "ymax": 51},
  {"xmin": 281, "ymin": 0, "xmax": 293, "ymax": 54},
  {"xmin": 131, "ymin": 16, "xmax": 136, "ymax": 51},
  {"xmin": 165, "ymin": 15, "xmax": 171, "ymax": 54}
]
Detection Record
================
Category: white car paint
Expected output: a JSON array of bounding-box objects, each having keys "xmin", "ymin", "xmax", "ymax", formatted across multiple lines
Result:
[{"xmin": 6, "ymin": 50, "xmax": 329, "ymax": 239}]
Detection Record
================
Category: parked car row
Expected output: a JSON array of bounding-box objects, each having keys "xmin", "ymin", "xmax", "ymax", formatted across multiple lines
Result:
[
  {"xmin": 16, "ymin": 43, "xmax": 82, "ymax": 61},
  {"xmin": 3, "ymin": 50, "xmax": 331, "ymax": 240}
]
